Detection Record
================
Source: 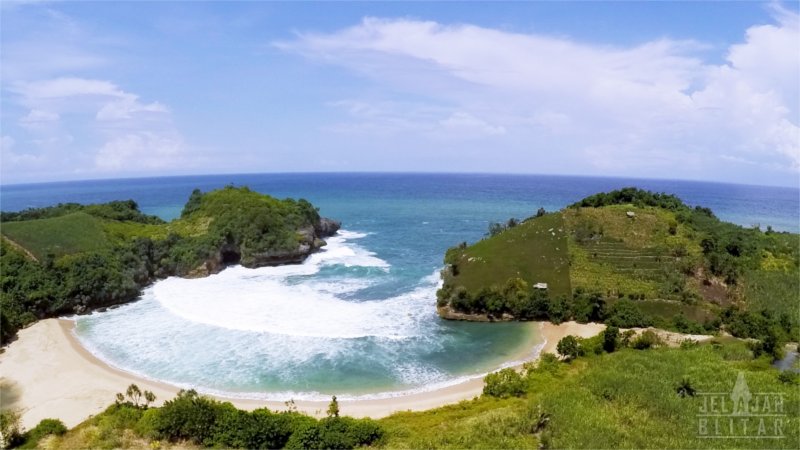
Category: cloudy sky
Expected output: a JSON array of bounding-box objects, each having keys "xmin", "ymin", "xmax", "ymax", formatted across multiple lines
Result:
[{"xmin": 1, "ymin": 1, "xmax": 798, "ymax": 186}]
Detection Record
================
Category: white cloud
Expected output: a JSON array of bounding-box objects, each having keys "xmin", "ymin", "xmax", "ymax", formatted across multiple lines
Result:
[
  {"xmin": 439, "ymin": 112, "xmax": 505, "ymax": 136},
  {"xmin": 5, "ymin": 76, "xmax": 186, "ymax": 177},
  {"xmin": 1, "ymin": 7, "xmax": 191, "ymax": 183},
  {"xmin": 279, "ymin": 11, "xmax": 800, "ymax": 184},
  {"xmin": 95, "ymin": 132, "xmax": 185, "ymax": 171}
]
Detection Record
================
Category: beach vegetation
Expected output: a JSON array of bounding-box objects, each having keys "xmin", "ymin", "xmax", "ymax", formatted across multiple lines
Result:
[
  {"xmin": 483, "ymin": 368, "xmax": 526, "ymax": 398},
  {"xmin": 556, "ymin": 335, "xmax": 581, "ymax": 360},
  {"xmin": 0, "ymin": 411, "xmax": 23, "ymax": 449},
  {"xmin": 378, "ymin": 336, "xmax": 799, "ymax": 449},
  {"xmin": 18, "ymin": 419, "xmax": 67, "ymax": 449}
]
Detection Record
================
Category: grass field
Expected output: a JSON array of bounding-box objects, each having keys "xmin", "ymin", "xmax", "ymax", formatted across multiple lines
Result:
[
  {"xmin": 563, "ymin": 205, "xmax": 707, "ymax": 304},
  {"xmin": 446, "ymin": 213, "xmax": 572, "ymax": 298},
  {"xmin": 379, "ymin": 341, "xmax": 800, "ymax": 449},
  {"xmin": 744, "ymin": 269, "xmax": 800, "ymax": 318},
  {"xmin": 0, "ymin": 213, "xmax": 109, "ymax": 259}
]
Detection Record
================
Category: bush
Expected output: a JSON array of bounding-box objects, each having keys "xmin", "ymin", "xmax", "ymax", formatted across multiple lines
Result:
[
  {"xmin": 556, "ymin": 335, "xmax": 582, "ymax": 360},
  {"xmin": 631, "ymin": 330, "xmax": 662, "ymax": 350},
  {"xmin": 602, "ymin": 326, "xmax": 620, "ymax": 353},
  {"xmin": 0, "ymin": 411, "xmax": 23, "ymax": 449},
  {"xmin": 483, "ymin": 368, "xmax": 526, "ymax": 398},
  {"xmin": 149, "ymin": 389, "xmax": 228, "ymax": 445},
  {"xmin": 138, "ymin": 389, "xmax": 382, "ymax": 449},
  {"xmin": 675, "ymin": 378, "xmax": 696, "ymax": 398},
  {"xmin": 777, "ymin": 370, "xmax": 799, "ymax": 385},
  {"xmin": 20, "ymin": 419, "xmax": 67, "ymax": 448},
  {"xmin": 605, "ymin": 300, "xmax": 652, "ymax": 328},
  {"xmin": 284, "ymin": 417, "xmax": 383, "ymax": 450}
]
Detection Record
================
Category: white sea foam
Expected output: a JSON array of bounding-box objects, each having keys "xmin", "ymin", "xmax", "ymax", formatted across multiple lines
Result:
[{"xmin": 150, "ymin": 231, "xmax": 433, "ymax": 338}]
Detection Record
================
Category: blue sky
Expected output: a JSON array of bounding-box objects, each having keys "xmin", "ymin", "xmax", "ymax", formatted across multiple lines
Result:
[{"xmin": 1, "ymin": 1, "xmax": 798, "ymax": 186}]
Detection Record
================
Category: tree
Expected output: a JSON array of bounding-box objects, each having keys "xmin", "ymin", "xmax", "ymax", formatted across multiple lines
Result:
[
  {"xmin": 556, "ymin": 335, "xmax": 581, "ymax": 360},
  {"xmin": 487, "ymin": 222, "xmax": 505, "ymax": 237},
  {"xmin": 602, "ymin": 326, "xmax": 620, "ymax": 353},
  {"xmin": 483, "ymin": 368, "xmax": 526, "ymax": 398},
  {"xmin": 327, "ymin": 396, "xmax": 340, "ymax": 418},
  {"xmin": 116, "ymin": 383, "xmax": 156, "ymax": 408}
]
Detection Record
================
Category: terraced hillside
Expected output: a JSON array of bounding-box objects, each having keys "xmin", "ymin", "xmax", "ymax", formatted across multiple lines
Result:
[{"xmin": 437, "ymin": 188, "xmax": 798, "ymax": 341}]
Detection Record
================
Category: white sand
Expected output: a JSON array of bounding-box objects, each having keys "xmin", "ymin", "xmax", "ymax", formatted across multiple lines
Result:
[{"xmin": 0, "ymin": 318, "xmax": 616, "ymax": 430}]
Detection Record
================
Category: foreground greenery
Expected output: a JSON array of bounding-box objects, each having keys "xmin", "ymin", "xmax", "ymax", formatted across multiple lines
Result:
[
  {"xmin": 0, "ymin": 186, "xmax": 335, "ymax": 344},
  {"xmin": 438, "ymin": 188, "xmax": 799, "ymax": 349},
  {"xmin": 5, "ymin": 337, "xmax": 797, "ymax": 449}
]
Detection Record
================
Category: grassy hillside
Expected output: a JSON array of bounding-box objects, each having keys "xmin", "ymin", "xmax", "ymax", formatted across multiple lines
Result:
[
  {"xmin": 381, "ymin": 342, "xmax": 799, "ymax": 449},
  {"xmin": 11, "ymin": 338, "xmax": 798, "ymax": 449},
  {"xmin": 443, "ymin": 212, "xmax": 571, "ymax": 299},
  {"xmin": 1, "ymin": 213, "xmax": 110, "ymax": 260},
  {"xmin": 438, "ymin": 188, "xmax": 799, "ymax": 342}
]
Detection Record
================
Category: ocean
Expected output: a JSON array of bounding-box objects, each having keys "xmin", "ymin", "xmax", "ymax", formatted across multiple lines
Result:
[{"xmin": 1, "ymin": 173, "xmax": 797, "ymax": 399}]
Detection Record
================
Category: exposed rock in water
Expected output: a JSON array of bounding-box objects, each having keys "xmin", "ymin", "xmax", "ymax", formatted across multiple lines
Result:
[
  {"xmin": 437, "ymin": 306, "xmax": 515, "ymax": 322},
  {"xmin": 316, "ymin": 217, "xmax": 341, "ymax": 237}
]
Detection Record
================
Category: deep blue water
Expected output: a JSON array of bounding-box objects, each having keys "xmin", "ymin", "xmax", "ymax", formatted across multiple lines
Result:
[{"xmin": 1, "ymin": 173, "xmax": 797, "ymax": 398}]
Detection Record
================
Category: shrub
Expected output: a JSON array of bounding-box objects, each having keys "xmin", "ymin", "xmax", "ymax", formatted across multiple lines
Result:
[
  {"xmin": 534, "ymin": 352, "xmax": 562, "ymax": 374},
  {"xmin": 605, "ymin": 300, "xmax": 652, "ymax": 328},
  {"xmin": 777, "ymin": 371, "xmax": 799, "ymax": 385},
  {"xmin": 602, "ymin": 326, "xmax": 620, "ymax": 353},
  {"xmin": 556, "ymin": 335, "xmax": 582, "ymax": 360},
  {"xmin": 284, "ymin": 417, "xmax": 383, "ymax": 450},
  {"xmin": 483, "ymin": 368, "xmax": 526, "ymax": 398},
  {"xmin": 149, "ymin": 389, "xmax": 229, "ymax": 445},
  {"xmin": 631, "ymin": 330, "xmax": 662, "ymax": 350},
  {"xmin": 675, "ymin": 378, "xmax": 696, "ymax": 398},
  {"xmin": 20, "ymin": 418, "xmax": 67, "ymax": 448},
  {"xmin": 0, "ymin": 411, "xmax": 23, "ymax": 449}
]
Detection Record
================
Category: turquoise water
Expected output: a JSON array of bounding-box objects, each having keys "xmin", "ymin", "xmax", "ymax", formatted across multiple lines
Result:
[{"xmin": 2, "ymin": 173, "xmax": 797, "ymax": 398}]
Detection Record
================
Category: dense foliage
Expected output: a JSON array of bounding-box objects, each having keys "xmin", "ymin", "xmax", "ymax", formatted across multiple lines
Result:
[
  {"xmin": 19, "ymin": 389, "xmax": 382, "ymax": 450},
  {"xmin": 0, "ymin": 186, "xmax": 331, "ymax": 344},
  {"xmin": 0, "ymin": 200, "xmax": 164, "ymax": 225}
]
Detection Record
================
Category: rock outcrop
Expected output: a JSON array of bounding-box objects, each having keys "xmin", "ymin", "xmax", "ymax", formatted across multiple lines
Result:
[{"xmin": 188, "ymin": 217, "xmax": 341, "ymax": 276}]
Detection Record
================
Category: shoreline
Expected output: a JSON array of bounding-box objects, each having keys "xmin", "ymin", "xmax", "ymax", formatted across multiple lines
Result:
[{"xmin": 0, "ymin": 318, "xmax": 604, "ymax": 430}]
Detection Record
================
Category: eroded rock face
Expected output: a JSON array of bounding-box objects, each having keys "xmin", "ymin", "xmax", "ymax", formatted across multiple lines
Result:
[
  {"xmin": 190, "ymin": 217, "xmax": 341, "ymax": 273},
  {"xmin": 316, "ymin": 218, "xmax": 341, "ymax": 237}
]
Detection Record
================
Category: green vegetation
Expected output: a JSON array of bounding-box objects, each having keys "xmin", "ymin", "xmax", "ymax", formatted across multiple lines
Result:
[
  {"xmin": 438, "ymin": 187, "xmax": 799, "ymax": 350},
  {"xmin": 0, "ymin": 186, "xmax": 337, "ymax": 344},
  {"xmin": 1, "ymin": 213, "xmax": 110, "ymax": 260},
  {"xmin": 379, "ymin": 337, "xmax": 799, "ymax": 449},
  {"xmin": 9, "ymin": 386, "xmax": 381, "ymax": 450}
]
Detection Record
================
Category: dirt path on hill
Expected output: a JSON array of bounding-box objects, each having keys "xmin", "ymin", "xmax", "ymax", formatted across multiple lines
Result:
[{"xmin": 1, "ymin": 235, "xmax": 38, "ymax": 262}]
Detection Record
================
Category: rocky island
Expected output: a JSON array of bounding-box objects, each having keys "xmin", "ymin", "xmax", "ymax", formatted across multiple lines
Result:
[{"xmin": 0, "ymin": 186, "xmax": 339, "ymax": 343}]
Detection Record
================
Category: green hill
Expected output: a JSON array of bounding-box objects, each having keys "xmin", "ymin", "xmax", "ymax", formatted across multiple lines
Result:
[
  {"xmin": 1, "ymin": 212, "xmax": 110, "ymax": 260},
  {"xmin": 437, "ymin": 188, "xmax": 799, "ymax": 342},
  {"xmin": 0, "ymin": 186, "xmax": 339, "ymax": 344}
]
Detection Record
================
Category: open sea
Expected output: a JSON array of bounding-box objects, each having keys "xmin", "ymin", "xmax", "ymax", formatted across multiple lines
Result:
[{"xmin": 1, "ymin": 173, "xmax": 797, "ymax": 399}]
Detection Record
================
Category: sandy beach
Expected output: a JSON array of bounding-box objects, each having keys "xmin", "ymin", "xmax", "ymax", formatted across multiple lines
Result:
[{"xmin": 0, "ymin": 318, "xmax": 606, "ymax": 430}]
